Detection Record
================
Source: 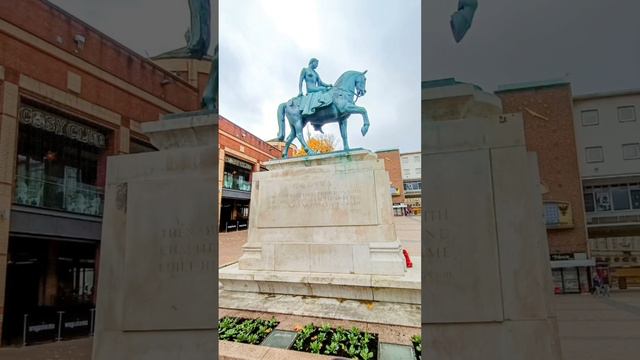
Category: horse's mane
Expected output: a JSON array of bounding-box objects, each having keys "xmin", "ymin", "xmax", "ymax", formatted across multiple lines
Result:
[{"xmin": 334, "ymin": 70, "xmax": 362, "ymax": 87}]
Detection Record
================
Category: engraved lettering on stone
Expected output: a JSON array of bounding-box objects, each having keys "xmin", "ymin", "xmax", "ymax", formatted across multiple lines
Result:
[
  {"xmin": 266, "ymin": 190, "xmax": 363, "ymax": 210},
  {"xmin": 425, "ymin": 208, "xmax": 455, "ymax": 280},
  {"xmin": 115, "ymin": 183, "xmax": 127, "ymax": 212},
  {"xmin": 157, "ymin": 225, "xmax": 216, "ymax": 274}
]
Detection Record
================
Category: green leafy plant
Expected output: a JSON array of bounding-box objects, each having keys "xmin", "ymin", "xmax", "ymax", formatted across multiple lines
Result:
[
  {"xmin": 346, "ymin": 343, "xmax": 358, "ymax": 357},
  {"xmin": 362, "ymin": 332, "xmax": 373, "ymax": 345},
  {"xmin": 317, "ymin": 332, "xmax": 327, "ymax": 343},
  {"xmin": 320, "ymin": 323, "xmax": 332, "ymax": 333},
  {"xmin": 325, "ymin": 341, "xmax": 340, "ymax": 355},
  {"xmin": 310, "ymin": 340, "xmax": 322, "ymax": 354},
  {"xmin": 347, "ymin": 332, "xmax": 360, "ymax": 346},
  {"xmin": 332, "ymin": 330, "xmax": 346, "ymax": 343},
  {"xmin": 411, "ymin": 334, "xmax": 422, "ymax": 358},
  {"xmin": 217, "ymin": 316, "xmax": 279, "ymax": 345},
  {"xmin": 360, "ymin": 346, "xmax": 374, "ymax": 360}
]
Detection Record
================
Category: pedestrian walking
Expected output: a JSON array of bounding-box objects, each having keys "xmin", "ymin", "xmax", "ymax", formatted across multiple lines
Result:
[
  {"xmin": 592, "ymin": 274, "xmax": 601, "ymax": 296},
  {"xmin": 601, "ymin": 273, "xmax": 610, "ymax": 297}
]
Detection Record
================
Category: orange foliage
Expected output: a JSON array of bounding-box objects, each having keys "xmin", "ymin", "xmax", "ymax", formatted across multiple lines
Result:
[{"xmin": 294, "ymin": 134, "xmax": 337, "ymax": 157}]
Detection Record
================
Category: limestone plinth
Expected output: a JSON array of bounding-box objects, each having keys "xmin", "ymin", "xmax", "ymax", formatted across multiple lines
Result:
[
  {"xmin": 422, "ymin": 82, "xmax": 562, "ymax": 359},
  {"xmin": 219, "ymin": 149, "xmax": 419, "ymax": 304},
  {"xmin": 92, "ymin": 112, "xmax": 217, "ymax": 360}
]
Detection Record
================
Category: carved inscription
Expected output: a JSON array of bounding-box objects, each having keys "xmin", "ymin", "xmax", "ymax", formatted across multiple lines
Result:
[
  {"xmin": 257, "ymin": 173, "xmax": 378, "ymax": 227},
  {"xmin": 424, "ymin": 208, "xmax": 454, "ymax": 280},
  {"xmin": 265, "ymin": 190, "xmax": 363, "ymax": 210},
  {"xmin": 157, "ymin": 225, "xmax": 216, "ymax": 274}
]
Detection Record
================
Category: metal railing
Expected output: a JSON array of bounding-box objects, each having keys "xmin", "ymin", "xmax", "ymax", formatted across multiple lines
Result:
[{"xmin": 13, "ymin": 175, "xmax": 104, "ymax": 216}]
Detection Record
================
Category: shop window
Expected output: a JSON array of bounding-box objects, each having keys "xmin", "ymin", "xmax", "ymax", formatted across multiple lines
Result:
[
  {"xmin": 223, "ymin": 156, "xmax": 252, "ymax": 192},
  {"xmin": 14, "ymin": 105, "xmax": 107, "ymax": 217}
]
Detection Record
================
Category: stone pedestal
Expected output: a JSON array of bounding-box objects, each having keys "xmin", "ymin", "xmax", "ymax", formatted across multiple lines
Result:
[
  {"xmin": 219, "ymin": 149, "xmax": 420, "ymax": 304},
  {"xmin": 422, "ymin": 82, "xmax": 562, "ymax": 359},
  {"xmin": 92, "ymin": 112, "xmax": 217, "ymax": 360}
]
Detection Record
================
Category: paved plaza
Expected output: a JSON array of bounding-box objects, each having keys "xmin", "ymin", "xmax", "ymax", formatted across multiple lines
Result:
[{"xmin": 2, "ymin": 291, "xmax": 640, "ymax": 359}]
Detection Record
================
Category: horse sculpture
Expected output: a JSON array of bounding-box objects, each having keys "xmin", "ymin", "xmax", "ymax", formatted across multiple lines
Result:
[{"xmin": 276, "ymin": 70, "xmax": 369, "ymax": 158}]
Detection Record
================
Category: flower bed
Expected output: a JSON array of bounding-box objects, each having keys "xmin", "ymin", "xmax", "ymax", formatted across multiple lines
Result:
[
  {"xmin": 218, "ymin": 316, "xmax": 279, "ymax": 345},
  {"xmin": 411, "ymin": 334, "xmax": 422, "ymax": 360},
  {"xmin": 292, "ymin": 323, "xmax": 378, "ymax": 360}
]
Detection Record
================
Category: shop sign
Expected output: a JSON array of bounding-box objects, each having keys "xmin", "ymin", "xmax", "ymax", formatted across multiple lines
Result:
[
  {"xmin": 28, "ymin": 323, "xmax": 55, "ymax": 333},
  {"xmin": 224, "ymin": 156, "xmax": 253, "ymax": 170},
  {"xmin": 550, "ymin": 253, "xmax": 574, "ymax": 261},
  {"xmin": 19, "ymin": 105, "xmax": 106, "ymax": 148}
]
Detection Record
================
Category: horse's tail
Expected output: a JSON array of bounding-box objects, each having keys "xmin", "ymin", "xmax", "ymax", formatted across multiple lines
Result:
[{"xmin": 277, "ymin": 102, "xmax": 286, "ymax": 141}]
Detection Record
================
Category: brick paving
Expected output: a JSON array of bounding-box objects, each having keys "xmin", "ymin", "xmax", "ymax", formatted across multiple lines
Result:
[
  {"xmin": 0, "ymin": 337, "xmax": 92, "ymax": 360},
  {"xmin": 557, "ymin": 290, "xmax": 640, "ymax": 360},
  {"xmin": 219, "ymin": 229, "xmax": 249, "ymax": 266}
]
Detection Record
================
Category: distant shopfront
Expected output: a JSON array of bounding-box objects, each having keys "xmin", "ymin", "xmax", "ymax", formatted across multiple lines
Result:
[
  {"xmin": 550, "ymin": 253, "xmax": 594, "ymax": 294},
  {"xmin": 220, "ymin": 155, "xmax": 253, "ymax": 232},
  {"xmin": 2, "ymin": 103, "xmax": 107, "ymax": 345}
]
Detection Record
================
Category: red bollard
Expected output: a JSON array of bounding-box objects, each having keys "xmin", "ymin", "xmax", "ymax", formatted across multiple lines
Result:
[{"xmin": 403, "ymin": 249, "xmax": 413, "ymax": 268}]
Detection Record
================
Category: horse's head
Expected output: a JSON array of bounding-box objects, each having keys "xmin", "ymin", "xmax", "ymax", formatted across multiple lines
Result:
[
  {"xmin": 355, "ymin": 70, "xmax": 367, "ymax": 97},
  {"xmin": 335, "ymin": 70, "xmax": 368, "ymax": 97}
]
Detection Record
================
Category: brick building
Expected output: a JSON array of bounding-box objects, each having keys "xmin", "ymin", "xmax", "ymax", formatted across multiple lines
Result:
[
  {"xmin": 218, "ymin": 116, "xmax": 292, "ymax": 232},
  {"xmin": 496, "ymin": 80, "xmax": 592, "ymax": 294},
  {"xmin": 375, "ymin": 149, "xmax": 405, "ymax": 214},
  {"xmin": 0, "ymin": 0, "xmax": 200, "ymax": 344}
]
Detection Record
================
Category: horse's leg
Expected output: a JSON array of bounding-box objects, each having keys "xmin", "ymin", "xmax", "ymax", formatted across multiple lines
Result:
[
  {"xmin": 339, "ymin": 119, "xmax": 350, "ymax": 151},
  {"xmin": 282, "ymin": 125, "xmax": 296, "ymax": 158},
  {"xmin": 344, "ymin": 104, "xmax": 370, "ymax": 136},
  {"xmin": 293, "ymin": 116, "xmax": 314, "ymax": 155},
  {"xmin": 277, "ymin": 102, "xmax": 287, "ymax": 141}
]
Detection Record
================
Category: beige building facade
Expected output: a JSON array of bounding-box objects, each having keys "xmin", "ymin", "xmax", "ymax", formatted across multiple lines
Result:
[
  {"xmin": 400, "ymin": 151, "xmax": 421, "ymax": 214},
  {"xmin": 573, "ymin": 89, "xmax": 640, "ymax": 288}
]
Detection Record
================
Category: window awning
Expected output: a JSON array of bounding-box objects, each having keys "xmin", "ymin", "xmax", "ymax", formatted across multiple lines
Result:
[{"xmin": 550, "ymin": 259, "xmax": 595, "ymax": 269}]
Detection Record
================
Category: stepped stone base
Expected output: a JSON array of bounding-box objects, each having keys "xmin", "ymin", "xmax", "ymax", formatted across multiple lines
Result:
[{"xmin": 220, "ymin": 257, "xmax": 421, "ymax": 305}]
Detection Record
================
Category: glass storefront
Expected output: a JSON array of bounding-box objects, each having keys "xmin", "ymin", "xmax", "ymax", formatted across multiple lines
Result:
[
  {"xmin": 220, "ymin": 199, "xmax": 250, "ymax": 232},
  {"xmin": 223, "ymin": 156, "xmax": 252, "ymax": 192},
  {"xmin": 220, "ymin": 156, "xmax": 253, "ymax": 232},
  {"xmin": 2, "ymin": 238, "xmax": 97, "ymax": 345},
  {"xmin": 14, "ymin": 105, "xmax": 108, "ymax": 217}
]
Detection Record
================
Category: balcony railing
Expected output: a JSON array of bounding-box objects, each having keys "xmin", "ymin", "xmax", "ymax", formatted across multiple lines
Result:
[
  {"xmin": 14, "ymin": 175, "xmax": 104, "ymax": 217},
  {"xmin": 222, "ymin": 176, "xmax": 251, "ymax": 192},
  {"xmin": 587, "ymin": 209, "xmax": 640, "ymax": 226}
]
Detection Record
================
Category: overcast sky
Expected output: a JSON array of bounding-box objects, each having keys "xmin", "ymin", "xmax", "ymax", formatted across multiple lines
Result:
[
  {"xmin": 424, "ymin": 0, "xmax": 640, "ymax": 95},
  {"xmin": 50, "ymin": 0, "xmax": 640, "ymax": 148},
  {"xmin": 218, "ymin": 0, "xmax": 421, "ymax": 153}
]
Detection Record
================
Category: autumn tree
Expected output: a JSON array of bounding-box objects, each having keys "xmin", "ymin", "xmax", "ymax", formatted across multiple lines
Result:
[{"xmin": 294, "ymin": 134, "xmax": 337, "ymax": 157}]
